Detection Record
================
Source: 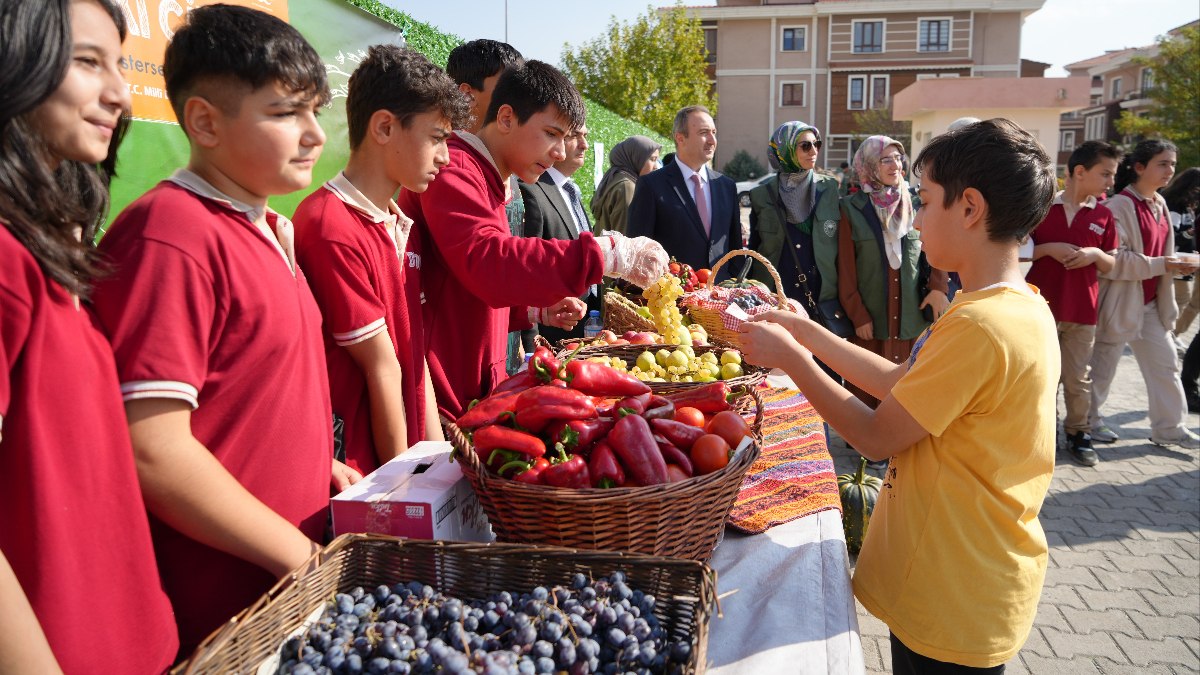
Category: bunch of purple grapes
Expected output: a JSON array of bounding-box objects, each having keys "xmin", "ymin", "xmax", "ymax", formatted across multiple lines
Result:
[{"xmin": 278, "ymin": 571, "xmax": 693, "ymax": 675}]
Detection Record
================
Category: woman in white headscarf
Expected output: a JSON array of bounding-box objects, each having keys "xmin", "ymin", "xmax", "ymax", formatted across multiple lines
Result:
[
  {"xmin": 591, "ymin": 135, "xmax": 661, "ymax": 234},
  {"xmin": 838, "ymin": 135, "xmax": 950, "ymax": 406}
]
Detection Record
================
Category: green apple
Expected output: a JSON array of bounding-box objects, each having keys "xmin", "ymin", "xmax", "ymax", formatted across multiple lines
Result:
[
  {"xmin": 655, "ymin": 348, "xmax": 672, "ymax": 366},
  {"xmin": 636, "ymin": 351, "xmax": 657, "ymax": 372},
  {"xmin": 720, "ymin": 350, "xmax": 743, "ymax": 366},
  {"xmin": 667, "ymin": 350, "xmax": 690, "ymax": 369},
  {"xmin": 720, "ymin": 363, "xmax": 744, "ymax": 380}
]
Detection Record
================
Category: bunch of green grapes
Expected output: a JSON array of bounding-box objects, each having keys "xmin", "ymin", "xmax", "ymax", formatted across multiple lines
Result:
[
  {"xmin": 642, "ymin": 275, "xmax": 691, "ymax": 346},
  {"xmin": 585, "ymin": 356, "xmax": 628, "ymax": 372}
]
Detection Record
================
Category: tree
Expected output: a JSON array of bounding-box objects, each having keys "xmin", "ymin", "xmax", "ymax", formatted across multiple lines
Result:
[
  {"xmin": 722, "ymin": 150, "xmax": 767, "ymax": 182},
  {"xmin": 561, "ymin": 3, "xmax": 716, "ymax": 138},
  {"xmin": 851, "ymin": 104, "xmax": 912, "ymax": 152},
  {"xmin": 1115, "ymin": 25, "xmax": 1200, "ymax": 169}
]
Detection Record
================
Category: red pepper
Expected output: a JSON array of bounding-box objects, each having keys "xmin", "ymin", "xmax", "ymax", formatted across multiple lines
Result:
[
  {"xmin": 456, "ymin": 389, "xmax": 523, "ymax": 430},
  {"xmin": 491, "ymin": 370, "xmax": 536, "ymax": 396},
  {"xmin": 663, "ymin": 382, "xmax": 742, "ymax": 414},
  {"xmin": 642, "ymin": 395, "xmax": 675, "ymax": 421},
  {"xmin": 666, "ymin": 464, "xmax": 691, "ymax": 482},
  {"xmin": 529, "ymin": 345, "xmax": 562, "ymax": 383},
  {"xmin": 473, "ymin": 424, "xmax": 546, "ymax": 459},
  {"xmin": 654, "ymin": 435, "xmax": 693, "ymax": 477},
  {"xmin": 588, "ymin": 441, "xmax": 625, "ymax": 488},
  {"xmin": 562, "ymin": 360, "xmax": 651, "ymax": 397},
  {"xmin": 482, "ymin": 448, "xmax": 524, "ymax": 474},
  {"xmin": 547, "ymin": 417, "xmax": 615, "ymax": 455},
  {"xmin": 542, "ymin": 446, "xmax": 591, "ymax": 488},
  {"xmin": 615, "ymin": 392, "xmax": 651, "ymax": 416},
  {"xmin": 514, "ymin": 386, "xmax": 597, "ymax": 433},
  {"xmin": 607, "ymin": 414, "xmax": 669, "ymax": 487},
  {"xmin": 500, "ymin": 456, "xmax": 550, "ymax": 484},
  {"xmin": 514, "ymin": 385, "xmax": 594, "ymax": 411},
  {"xmin": 649, "ymin": 418, "xmax": 705, "ymax": 451}
]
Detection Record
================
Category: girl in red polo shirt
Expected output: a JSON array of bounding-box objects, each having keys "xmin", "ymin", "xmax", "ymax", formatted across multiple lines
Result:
[{"xmin": 0, "ymin": 0, "xmax": 178, "ymax": 672}]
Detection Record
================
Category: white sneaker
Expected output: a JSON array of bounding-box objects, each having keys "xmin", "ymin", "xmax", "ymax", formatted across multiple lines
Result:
[{"xmin": 1151, "ymin": 427, "xmax": 1200, "ymax": 450}]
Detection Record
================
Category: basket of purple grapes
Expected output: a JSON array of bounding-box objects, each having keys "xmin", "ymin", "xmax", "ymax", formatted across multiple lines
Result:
[{"xmin": 176, "ymin": 534, "xmax": 718, "ymax": 675}]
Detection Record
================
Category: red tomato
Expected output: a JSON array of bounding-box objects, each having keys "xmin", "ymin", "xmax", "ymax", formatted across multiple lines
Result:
[
  {"xmin": 691, "ymin": 434, "xmax": 731, "ymax": 475},
  {"xmin": 668, "ymin": 262, "xmax": 682, "ymax": 276},
  {"xmin": 673, "ymin": 407, "xmax": 706, "ymax": 428},
  {"xmin": 706, "ymin": 411, "xmax": 750, "ymax": 450},
  {"xmin": 666, "ymin": 464, "xmax": 690, "ymax": 482},
  {"xmin": 695, "ymin": 268, "xmax": 711, "ymax": 284}
]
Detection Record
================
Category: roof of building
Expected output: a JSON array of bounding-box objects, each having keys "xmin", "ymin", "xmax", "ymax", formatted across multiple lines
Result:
[{"xmin": 893, "ymin": 77, "xmax": 1090, "ymax": 118}]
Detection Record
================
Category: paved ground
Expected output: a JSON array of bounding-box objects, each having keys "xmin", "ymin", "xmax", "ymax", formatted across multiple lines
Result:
[{"xmin": 825, "ymin": 318, "xmax": 1200, "ymax": 673}]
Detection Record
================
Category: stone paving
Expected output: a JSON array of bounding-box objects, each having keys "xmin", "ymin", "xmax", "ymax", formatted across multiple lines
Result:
[{"xmin": 826, "ymin": 319, "xmax": 1200, "ymax": 674}]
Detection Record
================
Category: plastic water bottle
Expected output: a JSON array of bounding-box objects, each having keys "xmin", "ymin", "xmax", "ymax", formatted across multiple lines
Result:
[{"xmin": 583, "ymin": 310, "xmax": 603, "ymax": 338}]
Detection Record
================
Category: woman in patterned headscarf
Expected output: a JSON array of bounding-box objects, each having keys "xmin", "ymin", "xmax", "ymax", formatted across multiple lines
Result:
[
  {"xmin": 747, "ymin": 121, "xmax": 843, "ymax": 320},
  {"xmin": 591, "ymin": 135, "xmax": 661, "ymax": 234},
  {"xmin": 838, "ymin": 135, "xmax": 950, "ymax": 409}
]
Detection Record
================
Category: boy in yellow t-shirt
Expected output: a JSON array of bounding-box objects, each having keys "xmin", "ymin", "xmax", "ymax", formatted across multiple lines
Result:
[{"xmin": 739, "ymin": 118, "xmax": 1059, "ymax": 672}]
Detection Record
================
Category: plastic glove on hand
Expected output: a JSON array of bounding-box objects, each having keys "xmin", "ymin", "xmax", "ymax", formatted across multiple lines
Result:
[{"xmin": 601, "ymin": 232, "xmax": 669, "ymax": 288}]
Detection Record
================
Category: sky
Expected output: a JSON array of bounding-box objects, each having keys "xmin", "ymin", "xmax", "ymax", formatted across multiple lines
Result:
[{"xmin": 385, "ymin": 0, "xmax": 1198, "ymax": 77}]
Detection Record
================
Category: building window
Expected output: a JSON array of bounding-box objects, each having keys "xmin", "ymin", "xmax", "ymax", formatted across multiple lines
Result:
[
  {"xmin": 918, "ymin": 19, "xmax": 950, "ymax": 52},
  {"xmin": 1140, "ymin": 67, "xmax": 1153, "ymax": 92},
  {"xmin": 781, "ymin": 26, "xmax": 806, "ymax": 52},
  {"xmin": 852, "ymin": 20, "xmax": 884, "ymax": 53},
  {"xmin": 1110, "ymin": 77, "xmax": 1122, "ymax": 100},
  {"xmin": 1085, "ymin": 114, "xmax": 1105, "ymax": 141},
  {"xmin": 848, "ymin": 75, "xmax": 866, "ymax": 110},
  {"xmin": 781, "ymin": 82, "xmax": 807, "ymax": 107},
  {"xmin": 1060, "ymin": 130, "xmax": 1076, "ymax": 150},
  {"xmin": 703, "ymin": 28, "xmax": 717, "ymax": 64},
  {"xmin": 870, "ymin": 75, "xmax": 889, "ymax": 109}
]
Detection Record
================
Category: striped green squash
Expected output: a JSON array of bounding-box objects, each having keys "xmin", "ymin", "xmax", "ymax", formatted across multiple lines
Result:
[{"xmin": 838, "ymin": 457, "xmax": 882, "ymax": 554}]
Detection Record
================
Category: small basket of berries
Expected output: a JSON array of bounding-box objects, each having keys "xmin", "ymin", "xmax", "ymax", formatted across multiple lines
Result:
[
  {"xmin": 177, "ymin": 535, "xmax": 717, "ymax": 674},
  {"xmin": 681, "ymin": 250, "xmax": 793, "ymax": 346}
]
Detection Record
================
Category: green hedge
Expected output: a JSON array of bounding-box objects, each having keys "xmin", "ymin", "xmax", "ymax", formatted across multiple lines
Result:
[{"xmin": 343, "ymin": 0, "xmax": 670, "ymax": 210}]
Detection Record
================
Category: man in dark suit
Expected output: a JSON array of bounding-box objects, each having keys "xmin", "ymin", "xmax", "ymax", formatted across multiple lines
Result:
[
  {"xmin": 626, "ymin": 105, "xmax": 741, "ymax": 281},
  {"xmin": 519, "ymin": 123, "xmax": 601, "ymax": 346}
]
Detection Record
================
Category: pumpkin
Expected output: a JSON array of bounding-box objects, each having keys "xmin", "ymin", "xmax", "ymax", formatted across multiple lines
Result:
[{"xmin": 837, "ymin": 457, "xmax": 883, "ymax": 554}]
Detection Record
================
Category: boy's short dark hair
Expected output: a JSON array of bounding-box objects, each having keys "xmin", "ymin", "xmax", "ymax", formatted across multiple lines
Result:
[
  {"xmin": 1067, "ymin": 140, "xmax": 1121, "ymax": 175},
  {"xmin": 483, "ymin": 61, "xmax": 585, "ymax": 130},
  {"xmin": 913, "ymin": 118, "xmax": 1055, "ymax": 243},
  {"xmin": 346, "ymin": 46, "xmax": 471, "ymax": 150},
  {"xmin": 164, "ymin": 4, "xmax": 330, "ymax": 128},
  {"xmin": 446, "ymin": 39, "xmax": 524, "ymax": 90}
]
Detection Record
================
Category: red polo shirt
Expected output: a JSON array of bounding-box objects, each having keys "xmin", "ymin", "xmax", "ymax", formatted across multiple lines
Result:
[
  {"xmin": 92, "ymin": 172, "xmax": 333, "ymax": 653},
  {"xmin": 0, "ymin": 229, "xmax": 178, "ymax": 674},
  {"xmin": 294, "ymin": 173, "xmax": 428, "ymax": 475},
  {"xmin": 1124, "ymin": 188, "xmax": 1170, "ymax": 304},
  {"xmin": 1027, "ymin": 196, "xmax": 1118, "ymax": 325},
  {"xmin": 396, "ymin": 133, "xmax": 607, "ymax": 418}
]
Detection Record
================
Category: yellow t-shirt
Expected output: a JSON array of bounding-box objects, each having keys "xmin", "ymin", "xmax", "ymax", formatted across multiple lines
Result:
[{"xmin": 853, "ymin": 284, "xmax": 1059, "ymax": 668}]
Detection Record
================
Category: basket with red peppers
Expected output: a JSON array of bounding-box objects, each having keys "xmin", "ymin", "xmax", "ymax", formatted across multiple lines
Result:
[{"xmin": 445, "ymin": 345, "xmax": 762, "ymax": 562}]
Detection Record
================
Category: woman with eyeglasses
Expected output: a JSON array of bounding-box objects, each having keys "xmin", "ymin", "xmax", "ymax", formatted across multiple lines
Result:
[
  {"xmin": 837, "ymin": 136, "xmax": 950, "ymax": 423},
  {"xmin": 747, "ymin": 122, "xmax": 843, "ymax": 321}
]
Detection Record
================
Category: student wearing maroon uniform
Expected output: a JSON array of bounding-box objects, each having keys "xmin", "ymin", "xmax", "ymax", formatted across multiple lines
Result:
[
  {"xmin": 1089, "ymin": 139, "xmax": 1200, "ymax": 449},
  {"xmin": 0, "ymin": 1, "xmax": 177, "ymax": 672},
  {"xmin": 398, "ymin": 62, "xmax": 669, "ymax": 418},
  {"xmin": 89, "ymin": 6, "xmax": 348, "ymax": 654},
  {"xmin": 1026, "ymin": 141, "xmax": 1120, "ymax": 466},
  {"xmin": 294, "ymin": 47, "xmax": 469, "ymax": 475}
]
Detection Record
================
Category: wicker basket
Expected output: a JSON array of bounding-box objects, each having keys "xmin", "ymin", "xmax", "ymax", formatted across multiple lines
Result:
[
  {"xmin": 447, "ymin": 389, "xmax": 764, "ymax": 563},
  {"xmin": 686, "ymin": 249, "xmax": 792, "ymax": 345},
  {"xmin": 603, "ymin": 289, "xmax": 656, "ymax": 334},
  {"xmin": 177, "ymin": 536, "xmax": 717, "ymax": 674},
  {"xmin": 557, "ymin": 343, "xmax": 767, "ymax": 395}
]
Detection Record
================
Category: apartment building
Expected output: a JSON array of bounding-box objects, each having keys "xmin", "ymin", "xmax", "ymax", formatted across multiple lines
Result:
[{"xmin": 688, "ymin": 0, "xmax": 1046, "ymax": 170}]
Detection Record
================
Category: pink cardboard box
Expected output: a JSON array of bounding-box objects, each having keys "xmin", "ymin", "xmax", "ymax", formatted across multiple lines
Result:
[{"xmin": 331, "ymin": 441, "xmax": 492, "ymax": 542}]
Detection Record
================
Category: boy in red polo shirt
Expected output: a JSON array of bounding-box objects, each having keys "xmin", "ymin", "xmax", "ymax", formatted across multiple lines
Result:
[
  {"xmin": 90, "ymin": 6, "xmax": 340, "ymax": 654},
  {"xmin": 294, "ymin": 47, "xmax": 469, "ymax": 475},
  {"xmin": 397, "ymin": 61, "xmax": 669, "ymax": 418},
  {"xmin": 1026, "ymin": 140, "xmax": 1120, "ymax": 466}
]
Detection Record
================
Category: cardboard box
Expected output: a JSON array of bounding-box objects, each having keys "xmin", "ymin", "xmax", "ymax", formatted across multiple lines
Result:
[{"xmin": 331, "ymin": 441, "xmax": 492, "ymax": 542}]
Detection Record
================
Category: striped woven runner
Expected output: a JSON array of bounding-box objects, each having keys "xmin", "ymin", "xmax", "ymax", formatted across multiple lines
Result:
[{"xmin": 728, "ymin": 386, "xmax": 842, "ymax": 534}]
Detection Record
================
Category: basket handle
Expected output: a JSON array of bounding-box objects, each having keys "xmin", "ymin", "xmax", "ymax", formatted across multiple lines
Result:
[{"xmin": 706, "ymin": 249, "xmax": 791, "ymax": 311}]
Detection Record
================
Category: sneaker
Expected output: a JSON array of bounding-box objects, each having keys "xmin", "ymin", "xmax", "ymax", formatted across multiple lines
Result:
[
  {"xmin": 1066, "ymin": 432, "xmax": 1098, "ymax": 467},
  {"xmin": 1091, "ymin": 425, "xmax": 1119, "ymax": 443},
  {"xmin": 1150, "ymin": 428, "xmax": 1200, "ymax": 450}
]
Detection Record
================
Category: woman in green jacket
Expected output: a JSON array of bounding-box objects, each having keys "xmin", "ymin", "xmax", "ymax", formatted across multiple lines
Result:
[
  {"xmin": 592, "ymin": 135, "xmax": 661, "ymax": 234},
  {"xmin": 747, "ymin": 121, "xmax": 842, "ymax": 318},
  {"xmin": 838, "ymin": 135, "xmax": 950, "ymax": 405}
]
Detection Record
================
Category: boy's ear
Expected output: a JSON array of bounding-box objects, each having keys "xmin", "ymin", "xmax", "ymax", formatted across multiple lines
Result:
[
  {"xmin": 960, "ymin": 187, "xmax": 988, "ymax": 231},
  {"xmin": 182, "ymin": 96, "xmax": 222, "ymax": 149},
  {"xmin": 367, "ymin": 109, "xmax": 397, "ymax": 146},
  {"xmin": 457, "ymin": 82, "xmax": 476, "ymax": 101},
  {"xmin": 493, "ymin": 104, "xmax": 515, "ymax": 133}
]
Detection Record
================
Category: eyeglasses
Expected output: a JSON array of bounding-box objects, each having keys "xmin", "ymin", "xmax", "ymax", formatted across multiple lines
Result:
[
  {"xmin": 880, "ymin": 154, "xmax": 906, "ymax": 166},
  {"xmin": 798, "ymin": 140, "xmax": 823, "ymax": 152}
]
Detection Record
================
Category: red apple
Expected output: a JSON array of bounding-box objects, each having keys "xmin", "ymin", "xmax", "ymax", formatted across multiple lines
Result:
[
  {"xmin": 609, "ymin": 338, "xmax": 630, "ymax": 345},
  {"xmin": 621, "ymin": 331, "xmax": 640, "ymax": 341},
  {"xmin": 630, "ymin": 332, "xmax": 657, "ymax": 345},
  {"xmin": 598, "ymin": 330, "xmax": 618, "ymax": 342}
]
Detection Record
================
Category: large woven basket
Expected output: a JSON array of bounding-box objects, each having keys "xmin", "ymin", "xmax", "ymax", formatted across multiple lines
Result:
[
  {"xmin": 687, "ymin": 249, "xmax": 792, "ymax": 345},
  {"xmin": 603, "ymin": 289, "xmax": 656, "ymax": 334},
  {"xmin": 177, "ymin": 536, "xmax": 717, "ymax": 675},
  {"xmin": 557, "ymin": 343, "xmax": 768, "ymax": 395},
  {"xmin": 447, "ymin": 389, "xmax": 763, "ymax": 563}
]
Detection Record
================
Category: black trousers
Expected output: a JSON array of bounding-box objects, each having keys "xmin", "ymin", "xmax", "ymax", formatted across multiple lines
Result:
[{"xmin": 890, "ymin": 634, "xmax": 1005, "ymax": 675}]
